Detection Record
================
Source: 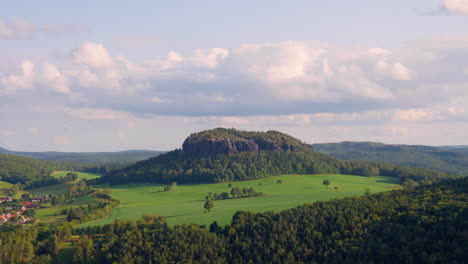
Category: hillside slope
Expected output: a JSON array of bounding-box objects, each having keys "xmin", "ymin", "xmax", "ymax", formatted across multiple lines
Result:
[
  {"xmin": 313, "ymin": 141, "xmax": 468, "ymax": 175},
  {"xmin": 0, "ymin": 154, "xmax": 92, "ymax": 188},
  {"xmin": 0, "ymin": 147, "xmax": 164, "ymax": 164},
  {"xmin": 103, "ymin": 128, "xmax": 450, "ymax": 185}
]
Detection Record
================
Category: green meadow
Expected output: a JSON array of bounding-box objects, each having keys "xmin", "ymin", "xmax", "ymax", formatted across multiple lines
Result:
[
  {"xmin": 52, "ymin": 171, "xmax": 102, "ymax": 180},
  {"xmin": 28, "ymin": 171, "xmax": 102, "ymax": 224},
  {"xmin": 0, "ymin": 180, "xmax": 25, "ymax": 199},
  {"xmin": 35, "ymin": 195, "xmax": 100, "ymax": 224},
  {"xmin": 0, "ymin": 181, "xmax": 12, "ymax": 196},
  {"xmin": 28, "ymin": 171, "xmax": 102, "ymax": 196},
  {"xmin": 78, "ymin": 174, "xmax": 401, "ymax": 228}
]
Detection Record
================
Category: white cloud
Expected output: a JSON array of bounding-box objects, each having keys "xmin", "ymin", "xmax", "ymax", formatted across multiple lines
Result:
[
  {"xmin": 0, "ymin": 130, "xmax": 16, "ymax": 136},
  {"xmin": 375, "ymin": 60, "xmax": 414, "ymax": 80},
  {"xmin": 67, "ymin": 108, "xmax": 130, "ymax": 121},
  {"xmin": 368, "ymin": 48, "xmax": 391, "ymax": 56},
  {"xmin": 0, "ymin": 17, "xmax": 86, "ymax": 39},
  {"xmin": 0, "ymin": 18, "xmax": 36, "ymax": 39},
  {"xmin": 2, "ymin": 37, "xmax": 468, "ymax": 122},
  {"xmin": 73, "ymin": 42, "xmax": 115, "ymax": 69},
  {"xmin": 443, "ymin": 0, "xmax": 468, "ymax": 15},
  {"xmin": 0, "ymin": 60, "xmax": 35, "ymax": 93},
  {"xmin": 41, "ymin": 62, "xmax": 69, "ymax": 93}
]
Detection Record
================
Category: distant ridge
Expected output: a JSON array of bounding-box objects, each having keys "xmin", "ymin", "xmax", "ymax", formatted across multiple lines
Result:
[
  {"xmin": 313, "ymin": 141, "xmax": 468, "ymax": 175},
  {"xmin": 103, "ymin": 128, "xmax": 450, "ymax": 185},
  {"xmin": 0, "ymin": 147, "xmax": 165, "ymax": 164}
]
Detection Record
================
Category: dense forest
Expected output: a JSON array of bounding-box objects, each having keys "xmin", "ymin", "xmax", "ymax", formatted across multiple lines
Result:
[
  {"xmin": 0, "ymin": 147, "xmax": 163, "ymax": 164},
  {"xmin": 72, "ymin": 177, "xmax": 468, "ymax": 264},
  {"xmin": 103, "ymin": 148, "xmax": 451, "ymax": 185},
  {"xmin": 0, "ymin": 154, "xmax": 95, "ymax": 189},
  {"xmin": 313, "ymin": 141, "xmax": 468, "ymax": 175}
]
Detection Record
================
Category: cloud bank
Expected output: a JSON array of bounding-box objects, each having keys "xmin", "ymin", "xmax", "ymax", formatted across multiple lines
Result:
[{"xmin": 1, "ymin": 36, "xmax": 468, "ymax": 150}]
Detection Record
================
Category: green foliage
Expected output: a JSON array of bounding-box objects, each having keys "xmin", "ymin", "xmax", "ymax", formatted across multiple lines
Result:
[
  {"xmin": 204, "ymin": 200, "xmax": 214, "ymax": 212},
  {"xmin": 104, "ymin": 148, "xmax": 450, "ymax": 185},
  {"xmin": 0, "ymin": 147, "xmax": 164, "ymax": 164},
  {"xmin": 323, "ymin": 179, "xmax": 331, "ymax": 187},
  {"xmin": 73, "ymin": 235, "xmax": 95, "ymax": 264},
  {"xmin": 74, "ymin": 177, "xmax": 468, "ymax": 264},
  {"xmin": 0, "ymin": 154, "xmax": 97, "ymax": 189},
  {"xmin": 186, "ymin": 127, "xmax": 304, "ymax": 146},
  {"xmin": 208, "ymin": 187, "xmax": 263, "ymax": 200},
  {"xmin": 313, "ymin": 141, "xmax": 468, "ymax": 175}
]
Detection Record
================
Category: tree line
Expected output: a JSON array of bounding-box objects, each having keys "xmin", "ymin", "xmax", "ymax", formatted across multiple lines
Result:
[{"xmin": 206, "ymin": 187, "xmax": 264, "ymax": 201}]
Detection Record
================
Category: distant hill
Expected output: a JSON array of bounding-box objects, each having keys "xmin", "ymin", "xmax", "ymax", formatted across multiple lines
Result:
[
  {"xmin": 103, "ymin": 128, "xmax": 450, "ymax": 185},
  {"xmin": 0, "ymin": 154, "xmax": 95, "ymax": 188},
  {"xmin": 0, "ymin": 147, "xmax": 164, "ymax": 164},
  {"xmin": 313, "ymin": 141, "xmax": 468, "ymax": 175}
]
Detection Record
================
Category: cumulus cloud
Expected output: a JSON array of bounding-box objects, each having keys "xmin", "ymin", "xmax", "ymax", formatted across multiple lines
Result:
[
  {"xmin": 0, "ymin": 61, "xmax": 70, "ymax": 94},
  {"xmin": 73, "ymin": 42, "xmax": 115, "ymax": 69},
  {"xmin": 1, "ymin": 37, "xmax": 468, "ymax": 123},
  {"xmin": 442, "ymin": 0, "xmax": 468, "ymax": 15},
  {"xmin": 375, "ymin": 60, "xmax": 414, "ymax": 80}
]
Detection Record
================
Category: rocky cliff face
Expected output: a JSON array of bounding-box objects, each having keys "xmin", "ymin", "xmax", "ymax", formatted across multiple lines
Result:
[{"xmin": 182, "ymin": 128, "xmax": 310, "ymax": 157}]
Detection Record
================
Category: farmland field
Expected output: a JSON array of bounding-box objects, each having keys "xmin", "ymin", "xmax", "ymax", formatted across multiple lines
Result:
[
  {"xmin": 28, "ymin": 171, "xmax": 102, "ymax": 196},
  {"xmin": 0, "ymin": 180, "xmax": 25, "ymax": 199},
  {"xmin": 78, "ymin": 174, "xmax": 401, "ymax": 227},
  {"xmin": 35, "ymin": 195, "xmax": 100, "ymax": 224},
  {"xmin": 52, "ymin": 171, "xmax": 102, "ymax": 180}
]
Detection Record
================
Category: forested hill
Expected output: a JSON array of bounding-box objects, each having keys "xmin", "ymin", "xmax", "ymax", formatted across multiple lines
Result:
[
  {"xmin": 0, "ymin": 154, "xmax": 91, "ymax": 188},
  {"xmin": 0, "ymin": 147, "xmax": 164, "ymax": 164},
  {"xmin": 73, "ymin": 177, "xmax": 468, "ymax": 264},
  {"xmin": 103, "ymin": 128, "xmax": 451, "ymax": 185},
  {"xmin": 313, "ymin": 141, "xmax": 468, "ymax": 175}
]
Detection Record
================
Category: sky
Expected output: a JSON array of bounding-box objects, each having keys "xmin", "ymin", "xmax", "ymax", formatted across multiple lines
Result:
[{"xmin": 1, "ymin": 0, "xmax": 468, "ymax": 151}]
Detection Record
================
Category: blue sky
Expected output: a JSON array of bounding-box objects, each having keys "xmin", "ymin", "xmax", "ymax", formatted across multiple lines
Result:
[{"xmin": 1, "ymin": 0, "xmax": 468, "ymax": 151}]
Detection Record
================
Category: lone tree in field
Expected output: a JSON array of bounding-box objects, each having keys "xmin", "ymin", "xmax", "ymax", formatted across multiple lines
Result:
[
  {"xmin": 322, "ymin": 179, "xmax": 330, "ymax": 188},
  {"xmin": 276, "ymin": 179, "xmax": 283, "ymax": 184},
  {"xmin": 204, "ymin": 200, "xmax": 214, "ymax": 212},
  {"xmin": 334, "ymin": 186, "xmax": 338, "ymax": 191}
]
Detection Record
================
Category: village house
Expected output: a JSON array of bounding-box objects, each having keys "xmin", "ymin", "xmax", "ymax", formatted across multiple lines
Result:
[
  {"xmin": 31, "ymin": 195, "xmax": 48, "ymax": 203},
  {"xmin": 0, "ymin": 197, "xmax": 13, "ymax": 203}
]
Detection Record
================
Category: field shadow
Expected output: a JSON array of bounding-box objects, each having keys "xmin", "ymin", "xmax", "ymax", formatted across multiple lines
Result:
[
  {"xmin": 376, "ymin": 179, "xmax": 400, "ymax": 184},
  {"xmin": 165, "ymin": 213, "xmax": 197, "ymax": 219}
]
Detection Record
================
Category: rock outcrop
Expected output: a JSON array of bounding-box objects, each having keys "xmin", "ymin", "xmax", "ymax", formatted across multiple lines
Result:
[{"xmin": 182, "ymin": 128, "xmax": 310, "ymax": 157}]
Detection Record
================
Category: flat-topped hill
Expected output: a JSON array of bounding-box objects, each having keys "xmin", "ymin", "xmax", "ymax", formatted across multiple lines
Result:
[
  {"xmin": 182, "ymin": 128, "xmax": 310, "ymax": 156},
  {"xmin": 102, "ymin": 128, "xmax": 450, "ymax": 185}
]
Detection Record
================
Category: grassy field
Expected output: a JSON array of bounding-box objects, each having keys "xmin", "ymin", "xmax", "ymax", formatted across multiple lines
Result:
[
  {"xmin": 52, "ymin": 171, "xmax": 102, "ymax": 180},
  {"xmin": 78, "ymin": 174, "xmax": 401, "ymax": 228},
  {"xmin": 35, "ymin": 195, "xmax": 100, "ymax": 224},
  {"xmin": 27, "ymin": 171, "xmax": 102, "ymax": 224},
  {"xmin": 0, "ymin": 181, "xmax": 12, "ymax": 196},
  {"xmin": 0, "ymin": 180, "xmax": 25, "ymax": 199},
  {"xmin": 28, "ymin": 171, "xmax": 102, "ymax": 196}
]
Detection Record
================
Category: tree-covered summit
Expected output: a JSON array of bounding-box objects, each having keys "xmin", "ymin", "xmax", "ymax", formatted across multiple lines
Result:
[
  {"xmin": 103, "ymin": 129, "xmax": 451, "ymax": 185},
  {"xmin": 182, "ymin": 128, "xmax": 310, "ymax": 157}
]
